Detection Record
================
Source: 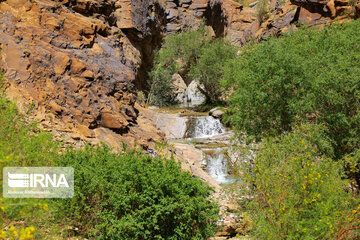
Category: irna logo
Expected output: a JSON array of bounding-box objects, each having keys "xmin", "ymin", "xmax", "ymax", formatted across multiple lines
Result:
[
  {"xmin": 8, "ymin": 172, "xmax": 69, "ymax": 188},
  {"xmin": 3, "ymin": 167, "xmax": 74, "ymax": 198}
]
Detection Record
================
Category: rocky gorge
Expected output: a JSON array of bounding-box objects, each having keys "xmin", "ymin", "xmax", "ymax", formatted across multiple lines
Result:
[
  {"xmin": 1, "ymin": 0, "xmax": 360, "ymax": 238},
  {"xmin": 1, "ymin": 0, "xmax": 358, "ymax": 154}
]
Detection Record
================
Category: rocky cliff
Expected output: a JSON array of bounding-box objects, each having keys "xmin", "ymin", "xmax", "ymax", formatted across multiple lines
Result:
[{"xmin": 0, "ymin": 0, "xmax": 358, "ymax": 150}]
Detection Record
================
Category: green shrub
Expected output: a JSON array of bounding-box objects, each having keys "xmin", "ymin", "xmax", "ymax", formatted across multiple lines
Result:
[
  {"xmin": 0, "ymin": 98, "xmax": 58, "ymax": 168},
  {"xmin": 242, "ymin": 124, "xmax": 360, "ymax": 239},
  {"xmin": 256, "ymin": 0, "xmax": 269, "ymax": 23},
  {"xmin": 222, "ymin": 20, "xmax": 360, "ymax": 158},
  {"xmin": 56, "ymin": 146, "xmax": 219, "ymax": 240}
]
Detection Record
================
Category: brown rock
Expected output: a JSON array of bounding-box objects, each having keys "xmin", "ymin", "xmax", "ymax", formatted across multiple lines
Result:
[
  {"xmin": 53, "ymin": 53, "xmax": 71, "ymax": 75},
  {"xmin": 100, "ymin": 112, "xmax": 129, "ymax": 130},
  {"xmin": 80, "ymin": 70, "xmax": 94, "ymax": 79},
  {"xmin": 48, "ymin": 100, "xmax": 63, "ymax": 115},
  {"xmin": 70, "ymin": 59, "xmax": 86, "ymax": 74},
  {"xmin": 112, "ymin": 1, "xmax": 135, "ymax": 29},
  {"xmin": 77, "ymin": 124, "xmax": 95, "ymax": 138},
  {"xmin": 298, "ymin": 7, "xmax": 323, "ymax": 25}
]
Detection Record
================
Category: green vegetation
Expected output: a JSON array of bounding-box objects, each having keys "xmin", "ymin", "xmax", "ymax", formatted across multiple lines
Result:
[
  {"xmin": 148, "ymin": 26, "xmax": 236, "ymax": 106},
  {"xmin": 56, "ymin": 146, "xmax": 218, "ymax": 240},
  {"xmin": 0, "ymin": 74, "xmax": 218, "ymax": 239},
  {"xmin": 0, "ymin": 74, "xmax": 62, "ymax": 239},
  {"xmin": 189, "ymin": 39, "xmax": 237, "ymax": 103},
  {"xmin": 223, "ymin": 20, "xmax": 360, "ymax": 239},
  {"xmin": 241, "ymin": 124, "xmax": 360, "ymax": 239},
  {"xmin": 256, "ymin": 0, "xmax": 269, "ymax": 23},
  {"xmin": 223, "ymin": 20, "xmax": 360, "ymax": 158}
]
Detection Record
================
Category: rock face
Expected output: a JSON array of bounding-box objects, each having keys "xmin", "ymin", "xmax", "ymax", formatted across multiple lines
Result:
[
  {"xmin": 0, "ymin": 0, "xmax": 358, "ymax": 151},
  {"xmin": 0, "ymin": 0, "xmax": 213, "ymax": 148},
  {"xmin": 141, "ymin": 107, "xmax": 188, "ymax": 139}
]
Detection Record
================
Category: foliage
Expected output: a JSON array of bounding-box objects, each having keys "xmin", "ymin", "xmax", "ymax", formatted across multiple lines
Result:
[
  {"xmin": 222, "ymin": 20, "xmax": 360, "ymax": 158},
  {"xmin": 241, "ymin": 124, "xmax": 360, "ymax": 239},
  {"xmin": 149, "ymin": 26, "xmax": 236, "ymax": 106},
  {"xmin": 55, "ymin": 146, "xmax": 219, "ymax": 240},
  {"xmin": 148, "ymin": 26, "xmax": 209, "ymax": 106},
  {"xmin": 0, "ymin": 74, "xmax": 63, "ymax": 239},
  {"xmin": 189, "ymin": 39, "xmax": 237, "ymax": 103}
]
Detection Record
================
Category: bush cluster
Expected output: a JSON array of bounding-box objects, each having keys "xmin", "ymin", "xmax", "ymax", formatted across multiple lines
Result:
[
  {"xmin": 0, "ymin": 75, "xmax": 59, "ymax": 239},
  {"xmin": 242, "ymin": 124, "xmax": 360, "ymax": 239},
  {"xmin": 222, "ymin": 20, "xmax": 360, "ymax": 158},
  {"xmin": 56, "ymin": 146, "xmax": 219, "ymax": 240},
  {"xmin": 223, "ymin": 20, "xmax": 360, "ymax": 239},
  {"xmin": 0, "ymin": 73, "xmax": 219, "ymax": 239}
]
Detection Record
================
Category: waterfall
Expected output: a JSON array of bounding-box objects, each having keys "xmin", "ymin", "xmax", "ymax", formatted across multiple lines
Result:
[
  {"xmin": 185, "ymin": 116, "xmax": 226, "ymax": 138},
  {"xmin": 201, "ymin": 148, "xmax": 233, "ymax": 184}
]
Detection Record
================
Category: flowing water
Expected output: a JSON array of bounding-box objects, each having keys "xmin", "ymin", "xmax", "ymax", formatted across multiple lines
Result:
[
  {"xmin": 185, "ymin": 116, "xmax": 226, "ymax": 139},
  {"xmin": 150, "ymin": 106, "xmax": 236, "ymax": 184},
  {"xmin": 201, "ymin": 148, "xmax": 235, "ymax": 184}
]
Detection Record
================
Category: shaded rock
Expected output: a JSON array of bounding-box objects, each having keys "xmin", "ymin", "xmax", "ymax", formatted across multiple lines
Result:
[
  {"xmin": 172, "ymin": 73, "xmax": 187, "ymax": 103},
  {"xmin": 186, "ymin": 80, "xmax": 206, "ymax": 104},
  {"xmin": 298, "ymin": 6, "xmax": 323, "ymax": 25}
]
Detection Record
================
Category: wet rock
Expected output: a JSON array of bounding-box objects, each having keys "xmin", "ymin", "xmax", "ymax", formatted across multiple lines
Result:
[{"xmin": 172, "ymin": 142, "xmax": 221, "ymax": 190}]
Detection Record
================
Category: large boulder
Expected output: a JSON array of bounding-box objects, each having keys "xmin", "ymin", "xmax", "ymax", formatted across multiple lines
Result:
[{"xmin": 172, "ymin": 73, "xmax": 188, "ymax": 103}]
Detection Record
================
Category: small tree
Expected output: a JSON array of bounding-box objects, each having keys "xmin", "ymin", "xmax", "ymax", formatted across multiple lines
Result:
[
  {"xmin": 189, "ymin": 39, "xmax": 237, "ymax": 103},
  {"xmin": 222, "ymin": 20, "xmax": 360, "ymax": 158}
]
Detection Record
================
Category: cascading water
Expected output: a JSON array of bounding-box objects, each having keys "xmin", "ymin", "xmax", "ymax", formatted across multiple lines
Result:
[
  {"xmin": 185, "ymin": 116, "xmax": 226, "ymax": 138},
  {"xmin": 151, "ymin": 106, "xmax": 235, "ymax": 184},
  {"xmin": 201, "ymin": 148, "xmax": 233, "ymax": 184}
]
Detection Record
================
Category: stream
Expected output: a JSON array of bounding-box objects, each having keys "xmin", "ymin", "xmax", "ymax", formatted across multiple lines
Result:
[{"xmin": 149, "ymin": 106, "xmax": 238, "ymax": 185}]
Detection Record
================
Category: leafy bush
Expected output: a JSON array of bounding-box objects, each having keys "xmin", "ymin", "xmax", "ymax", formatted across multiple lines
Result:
[
  {"xmin": 56, "ymin": 146, "xmax": 219, "ymax": 240},
  {"xmin": 242, "ymin": 124, "xmax": 360, "ymax": 239},
  {"xmin": 222, "ymin": 20, "xmax": 360, "ymax": 158},
  {"xmin": 149, "ymin": 26, "xmax": 236, "ymax": 106}
]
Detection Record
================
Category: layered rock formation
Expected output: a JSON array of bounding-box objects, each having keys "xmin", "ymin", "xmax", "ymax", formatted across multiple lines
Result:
[
  {"xmin": 0, "ymin": 0, "xmax": 358, "ymax": 152},
  {"xmin": 0, "ymin": 0, "xmax": 217, "ymax": 150}
]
